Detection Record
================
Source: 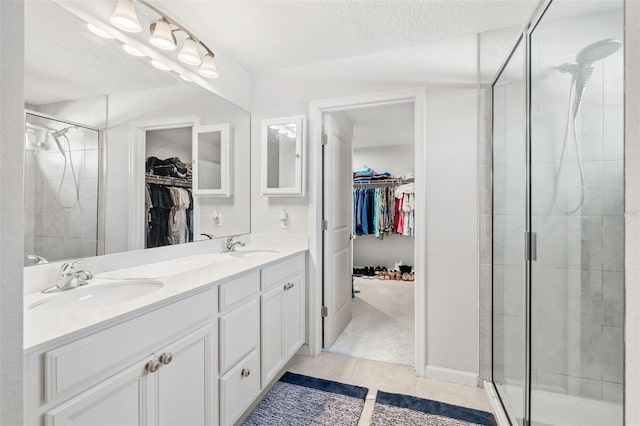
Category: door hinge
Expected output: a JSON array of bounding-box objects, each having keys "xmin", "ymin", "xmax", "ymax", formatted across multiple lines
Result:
[
  {"xmin": 321, "ymin": 133, "xmax": 328, "ymax": 145},
  {"xmin": 321, "ymin": 306, "xmax": 328, "ymax": 317},
  {"xmin": 525, "ymin": 231, "xmax": 537, "ymax": 262},
  {"xmin": 321, "ymin": 220, "xmax": 328, "ymax": 231}
]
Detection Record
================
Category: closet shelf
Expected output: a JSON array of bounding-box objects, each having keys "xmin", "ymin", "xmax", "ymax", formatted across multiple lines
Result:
[
  {"xmin": 353, "ymin": 178, "xmax": 404, "ymax": 186},
  {"xmin": 145, "ymin": 173, "xmax": 192, "ymax": 188}
]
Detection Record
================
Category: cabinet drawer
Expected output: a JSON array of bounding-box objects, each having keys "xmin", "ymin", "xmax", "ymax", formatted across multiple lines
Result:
[
  {"xmin": 44, "ymin": 288, "xmax": 216, "ymax": 404},
  {"xmin": 219, "ymin": 349, "xmax": 260, "ymax": 426},
  {"xmin": 219, "ymin": 298, "xmax": 259, "ymax": 374},
  {"xmin": 219, "ymin": 271, "xmax": 260, "ymax": 312},
  {"xmin": 261, "ymin": 254, "xmax": 304, "ymax": 291}
]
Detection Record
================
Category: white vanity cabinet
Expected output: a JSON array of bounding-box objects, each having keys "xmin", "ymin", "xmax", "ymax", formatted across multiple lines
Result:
[
  {"xmin": 260, "ymin": 255, "xmax": 306, "ymax": 386},
  {"xmin": 25, "ymin": 251, "xmax": 307, "ymax": 426},
  {"xmin": 25, "ymin": 288, "xmax": 218, "ymax": 426}
]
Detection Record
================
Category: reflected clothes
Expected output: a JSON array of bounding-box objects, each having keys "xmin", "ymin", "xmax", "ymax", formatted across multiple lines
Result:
[{"xmin": 146, "ymin": 183, "xmax": 194, "ymax": 248}]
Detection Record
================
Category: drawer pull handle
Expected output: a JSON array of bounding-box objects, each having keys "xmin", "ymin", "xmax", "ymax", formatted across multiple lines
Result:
[
  {"xmin": 241, "ymin": 368, "xmax": 251, "ymax": 378},
  {"xmin": 145, "ymin": 360, "xmax": 161, "ymax": 373},
  {"xmin": 159, "ymin": 353, "xmax": 173, "ymax": 365}
]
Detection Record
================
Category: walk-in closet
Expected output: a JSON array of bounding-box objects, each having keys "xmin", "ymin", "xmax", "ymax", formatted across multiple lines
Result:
[{"xmin": 324, "ymin": 102, "xmax": 416, "ymax": 367}]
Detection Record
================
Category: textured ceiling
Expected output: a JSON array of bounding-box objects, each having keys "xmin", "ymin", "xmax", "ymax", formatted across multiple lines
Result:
[{"xmin": 155, "ymin": 0, "xmax": 540, "ymax": 72}]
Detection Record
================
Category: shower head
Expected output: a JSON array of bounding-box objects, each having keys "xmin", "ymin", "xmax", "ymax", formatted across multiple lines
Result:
[
  {"xmin": 575, "ymin": 39, "xmax": 622, "ymax": 66},
  {"xmin": 25, "ymin": 122, "xmax": 75, "ymax": 156}
]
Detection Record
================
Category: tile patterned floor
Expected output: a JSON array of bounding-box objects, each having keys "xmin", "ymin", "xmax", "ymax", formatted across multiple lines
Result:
[{"xmin": 285, "ymin": 352, "xmax": 492, "ymax": 425}]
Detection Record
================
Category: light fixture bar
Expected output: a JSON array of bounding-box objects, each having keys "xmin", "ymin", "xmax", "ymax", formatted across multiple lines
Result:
[{"xmin": 136, "ymin": 0, "xmax": 215, "ymax": 56}]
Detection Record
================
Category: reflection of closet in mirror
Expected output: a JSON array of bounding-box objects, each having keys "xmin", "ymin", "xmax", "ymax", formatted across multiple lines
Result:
[
  {"xmin": 145, "ymin": 126, "xmax": 194, "ymax": 248},
  {"xmin": 261, "ymin": 116, "xmax": 305, "ymax": 196}
]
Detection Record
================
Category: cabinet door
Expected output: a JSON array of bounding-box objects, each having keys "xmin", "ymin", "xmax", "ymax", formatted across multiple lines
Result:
[
  {"xmin": 261, "ymin": 284, "xmax": 285, "ymax": 386},
  {"xmin": 284, "ymin": 275, "xmax": 305, "ymax": 359},
  {"xmin": 193, "ymin": 124, "xmax": 233, "ymax": 196},
  {"xmin": 219, "ymin": 298, "xmax": 259, "ymax": 374},
  {"xmin": 156, "ymin": 324, "xmax": 217, "ymax": 426},
  {"xmin": 44, "ymin": 362, "xmax": 150, "ymax": 426}
]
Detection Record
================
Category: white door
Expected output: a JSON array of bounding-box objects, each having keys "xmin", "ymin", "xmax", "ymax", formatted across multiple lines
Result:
[
  {"xmin": 284, "ymin": 274, "xmax": 305, "ymax": 358},
  {"xmin": 261, "ymin": 284, "xmax": 286, "ymax": 386},
  {"xmin": 44, "ymin": 363, "xmax": 151, "ymax": 426},
  {"xmin": 156, "ymin": 324, "xmax": 217, "ymax": 426},
  {"xmin": 322, "ymin": 113, "xmax": 353, "ymax": 348}
]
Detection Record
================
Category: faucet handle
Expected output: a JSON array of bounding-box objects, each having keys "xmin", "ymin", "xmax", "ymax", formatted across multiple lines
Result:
[{"xmin": 60, "ymin": 259, "xmax": 83, "ymax": 274}]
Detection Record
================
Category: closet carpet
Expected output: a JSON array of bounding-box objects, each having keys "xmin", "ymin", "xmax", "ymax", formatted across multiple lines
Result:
[{"xmin": 328, "ymin": 277, "xmax": 415, "ymax": 366}]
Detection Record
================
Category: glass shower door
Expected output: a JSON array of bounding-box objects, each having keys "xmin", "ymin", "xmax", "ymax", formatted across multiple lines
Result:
[
  {"xmin": 529, "ymin": 0, "xmax": 624, "ymax": 425},
  {"xmin": 492, "ymin": 38, "xmax": 527, "ymax": 426}
]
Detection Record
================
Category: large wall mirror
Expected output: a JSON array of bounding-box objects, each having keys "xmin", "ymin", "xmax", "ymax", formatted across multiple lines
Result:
[{"xmin": 24, "ymin": 0, "xmax": 251, "ymax": 266}]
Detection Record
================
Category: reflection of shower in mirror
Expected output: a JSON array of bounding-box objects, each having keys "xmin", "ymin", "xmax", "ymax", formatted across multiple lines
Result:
[{"xmin": 24, "ymin": 120, "xmax": 80, "ymax": 209}]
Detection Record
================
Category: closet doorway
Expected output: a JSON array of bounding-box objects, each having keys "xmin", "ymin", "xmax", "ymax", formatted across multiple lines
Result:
[{"xmin": 319, "ymin": 95, "xmax": 420, "ymax": 369}]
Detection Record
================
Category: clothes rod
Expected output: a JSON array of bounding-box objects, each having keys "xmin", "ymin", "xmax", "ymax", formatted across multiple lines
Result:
[{"xmin": 145, "ymin": 174, "xmax": 192, "ymax": 188}]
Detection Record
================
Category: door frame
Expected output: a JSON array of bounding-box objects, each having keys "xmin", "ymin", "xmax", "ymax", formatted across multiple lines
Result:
[
  {"xmin": 128, "ymin": 115, "xmax": 200, "ymax": 251},
  {"xmin": 308, "ymin": 87, "xmax": 427, "ymax": 376}
]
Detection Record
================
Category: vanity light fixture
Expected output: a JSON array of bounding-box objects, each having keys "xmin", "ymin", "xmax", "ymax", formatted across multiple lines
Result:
[
  {"xmin": 110, "ymin": 0, "xmax": 142, "ymax": 33},
  {"xmin": 199, "ymin": 53, "xmax": 219, "ymax": 78},
  {"xmin": 179, "ymin": 74, "xmax": 192, "ymax": 82},
  {"xmin": 107, "ymin": 0, "xmax": 219, "ymax": 78},
  {"xmin": 87, "ymin": 23, "xmax": 114, "ymax": 39},
  {"xmin": 150, "ymin": 59, "xmax": 171, "ymax": 71},
  {"xmin": 178, "ymin": 37, "xmax": 201, "ymax": 66},
  {"xmin": 149, "ymin": 18, "xmax": 176, "ymax": 51},
  {"xmin": 122, "ymin": 44, "xmax": 145, "ymax": 57},
  {"xmin": 278, "ymin": 127, "xmax": 288, "ymax": 134}
]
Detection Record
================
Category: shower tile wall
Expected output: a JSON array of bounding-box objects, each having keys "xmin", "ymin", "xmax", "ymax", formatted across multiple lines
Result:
[
  {"xmin": 529, "ymin": 7, "xmax": 624, "ymax": 403},
  {"xmin": 24, "ymin": 123, "xmax": 102, "ymax": 262}
]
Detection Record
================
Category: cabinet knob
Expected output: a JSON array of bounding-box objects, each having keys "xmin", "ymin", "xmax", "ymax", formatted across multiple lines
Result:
[
  {"xmin": 159, "ymin": 353, "xmax": 173, "ymax": 365},
  {"xmin": 289, "ymin": 283, "xmax": 294, "ymax": 289},
  {"xmin": 284, "ymin": 283, "xmax": 289, "ymax": 291},
  {"xmin": 145, "ymin": 360, "xmax": 161, "ymax": 373},
  {"xmin": 241, "ymin": 368, "xmax": 251, "ymax": 378}
]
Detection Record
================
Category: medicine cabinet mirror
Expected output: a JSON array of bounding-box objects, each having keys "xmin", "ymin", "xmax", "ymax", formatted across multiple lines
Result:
[
  {"xmin": 261, "ymin": 116, "xmax": 305, "ymax": 196},
  {"xmin": 193, "ymin": 124, "xmax": 233, "ymax": 196}
]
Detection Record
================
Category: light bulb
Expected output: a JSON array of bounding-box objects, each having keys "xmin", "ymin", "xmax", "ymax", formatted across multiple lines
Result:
[
  {"xmin": 122, "ymin": 44, "xmax": 145, "ymax": 57},
  {"xmin": 87, "ymin": 23, "xmax": 114, "ymax": 39},
  {"xmin": 110, "ymin": 0, "xmax": 141, "ymax": 33},
  {"xmin": 177, "ymin": 37, "xmax": 201, "ymax": 66},
  {"xmin": 179, "ymin": 74, "xmax": 192, "ymax": 82},
  {"xmin": 198, "ymin": 53, "xmax": 219, "ymax": 78},
  {"xmin": 149, "ymin": 19, "xmax": 176, "ymax": 51}
]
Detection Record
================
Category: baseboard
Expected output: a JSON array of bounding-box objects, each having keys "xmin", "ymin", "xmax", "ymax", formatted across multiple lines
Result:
[
  {"xmin": 424, "ymin": 365, "xmax": 479, "ymax": 387},
  {"xmin": 483, "ymin": 380, "xmax": 512, "ymax": 426},
  {"xmin": 296, "ymin": 343, "xmax": 310, "ymax": 356}
]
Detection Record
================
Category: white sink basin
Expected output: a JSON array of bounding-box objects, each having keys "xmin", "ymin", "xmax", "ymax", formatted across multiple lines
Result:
[
  {"xmin": 228, "ymin": 250, "xmax": 279, "ymax": 258},
  {"xmin": 28, "ymin": 280, "xmax": 164, "ymax": 311}
]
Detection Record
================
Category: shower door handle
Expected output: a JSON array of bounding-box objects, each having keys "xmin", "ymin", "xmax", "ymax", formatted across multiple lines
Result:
[{"xmin": 525, "ymin": 232, "xmax": 537, "ymax": 262}]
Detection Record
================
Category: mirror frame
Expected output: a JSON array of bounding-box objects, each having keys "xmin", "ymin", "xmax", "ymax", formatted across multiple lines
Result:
[{"xmin": 260, "ymin": 115, "xmax": 306, "ymax": 196}]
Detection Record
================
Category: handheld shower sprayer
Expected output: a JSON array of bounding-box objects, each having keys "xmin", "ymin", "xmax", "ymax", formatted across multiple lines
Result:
[{"xmin": 552, "ymin": 39, "xmax": 621, "ymax": 214}]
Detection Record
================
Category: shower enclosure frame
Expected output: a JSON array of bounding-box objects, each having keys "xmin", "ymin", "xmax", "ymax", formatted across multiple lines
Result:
[{"xmin": 489, "ymin": 0, "xmax": 625, "ymax": 424}]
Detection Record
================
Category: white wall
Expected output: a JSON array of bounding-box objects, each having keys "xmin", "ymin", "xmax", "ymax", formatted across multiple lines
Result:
[
  {"xmin": 352, "ymin": 145, "xmax": 415, "ymax": 269},
  {"xmin": 0, "ymin": 1, "xmax": 24, "ymax": 423},
  {"xmin": 250, "ymin": 36, "xmax": 480, "ymax": 382},
  {"xmin": 145, "ymin": 127, "xmax": 193, "ymax": 163}
]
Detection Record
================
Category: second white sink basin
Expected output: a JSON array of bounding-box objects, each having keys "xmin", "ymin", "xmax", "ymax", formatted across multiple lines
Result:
[
  {"xmin": 29, "ymin": 279, "xmax": 164, "ymax": 312},
  {"xmin": 228, "ymin": 250, "xmax": 279, "ymax": 258}
]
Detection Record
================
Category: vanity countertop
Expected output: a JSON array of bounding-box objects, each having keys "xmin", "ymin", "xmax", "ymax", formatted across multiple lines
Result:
[{"xmin": 23, "ymin": 245, "xmax": 307, "ymax": 353}]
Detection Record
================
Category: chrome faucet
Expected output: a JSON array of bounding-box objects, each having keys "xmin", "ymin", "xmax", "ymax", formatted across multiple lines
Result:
[
  {"xmin": 27, "ymin": 254, "xmax": 48, "ymax": 265},
  {"xmin": 223, "ymin": 236, "xmax": 246, "ymax": 253},
  {"xmin": 42, "ymin": 260, "xmax": 94, "ymax": 293}
]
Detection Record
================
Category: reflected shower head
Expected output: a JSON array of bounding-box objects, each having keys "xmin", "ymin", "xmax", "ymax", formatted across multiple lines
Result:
[{"xmin": 575, "ymin": 39, "xmax": 622, "ymax": 65}]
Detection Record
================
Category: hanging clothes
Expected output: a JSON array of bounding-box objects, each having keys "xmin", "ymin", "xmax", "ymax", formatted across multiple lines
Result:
[{"xmin": 146, "ymin": 183, "xmax": 194, "ymax": 248}]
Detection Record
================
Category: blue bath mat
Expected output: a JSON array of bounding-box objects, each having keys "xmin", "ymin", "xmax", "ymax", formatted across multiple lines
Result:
[
  {"xmin": 242, "ymin": 371, "xmax": 369, "ymax": 425},
  {"xmin": 370, "ymin": 390, "xmax": 496, "ymax": 426}
]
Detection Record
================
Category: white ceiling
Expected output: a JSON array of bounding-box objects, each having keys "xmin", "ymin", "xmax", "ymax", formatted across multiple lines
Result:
[
  {"xmin": 345, "ymin": 102, "xmax": 414, "ymax": 148},
  {"xmin": 156, "ymin": 0, "xmax": 540, "ymax": 73}
]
